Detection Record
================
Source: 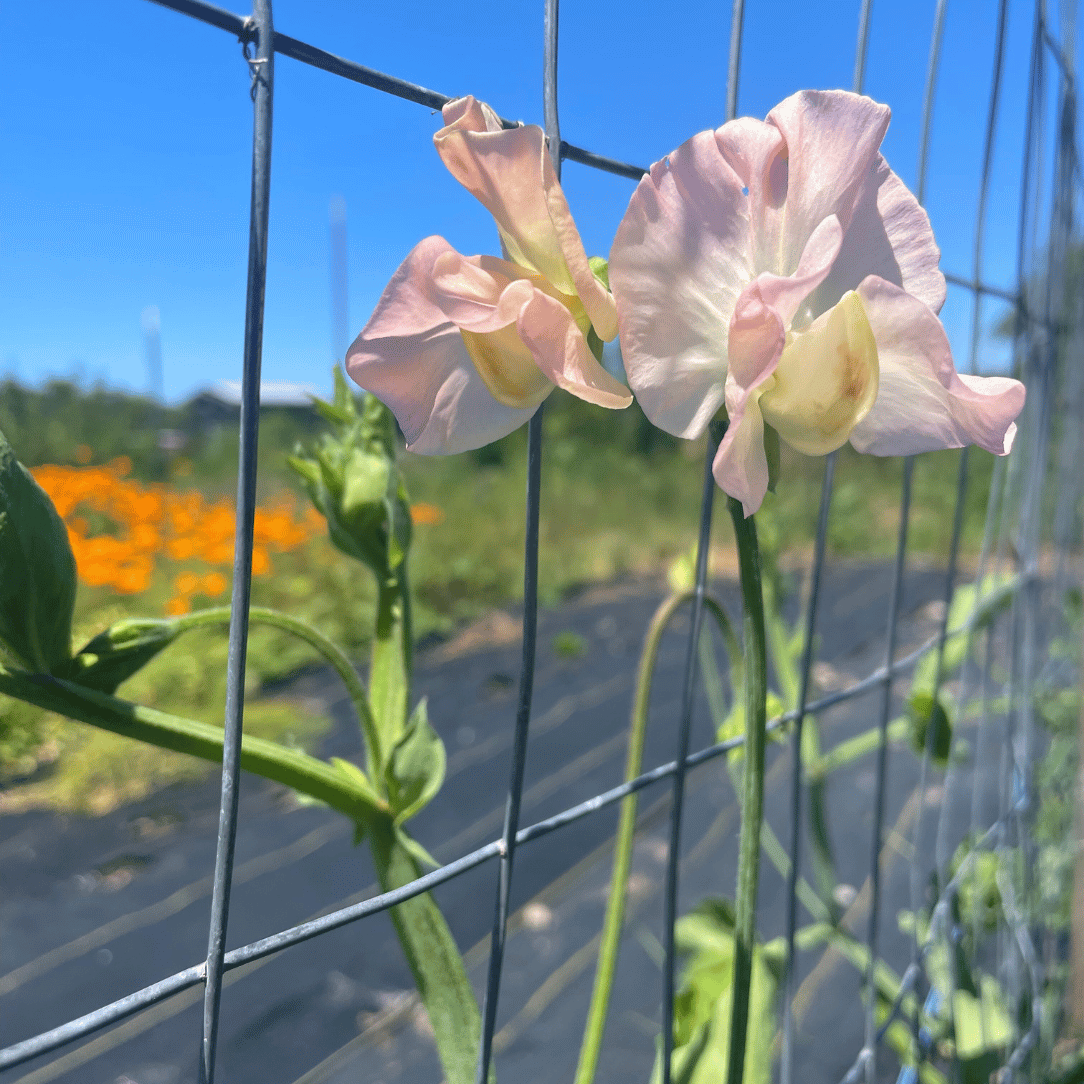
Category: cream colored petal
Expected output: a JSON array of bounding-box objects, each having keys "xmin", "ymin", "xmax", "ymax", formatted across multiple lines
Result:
[{"xmin": 759, "ymin": 290, "xmax": 880, "ymax": 456}]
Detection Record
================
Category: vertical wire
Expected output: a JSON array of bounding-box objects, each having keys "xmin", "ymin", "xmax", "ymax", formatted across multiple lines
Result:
[
  {"xmin": 994, "ymin": 0, "xmax": 1044, "ymax": 1053},
  {"xmin": 659, "ymin": 7, "xmax": 743, "ymax": 1080},
  {"xmin": 659, "ymin": 425, "xmax": 721, "ymax": 1084},
  {"xmin": 852, "ymin": 0, "xmax": 874, "ymax": 97},
  {"xmin": 198, "ymin": 4, "xmax": 274, "ymax": 1083},
  {"xmin": 1006, "ymin": 8, "xmax": 1077, "ymax": 1061},
  {"xmin": 473, "ymin": 413, "xmax": 544, "ymax": 1084},
  {"xmin": 900, "ymin": 4, "xmax": 1013, "ymax": 1074},
  {"xmin": 725, "ymin": 0, "xmax": 745, "ymax": 129},
  {"xmin": 861, "ymin": 4, "xmax": 948, "ymax": 1080},
  {"xmin": 933, "ymin": 0, "xmax": 1012, "ymax": 882},
  {"xmin": 780, "ymin": 10, "xmax": 872, "ymax": 1079},
  {"xmin": 472, "ymin": 3, "xmax": 556, "ymax": 1079}
]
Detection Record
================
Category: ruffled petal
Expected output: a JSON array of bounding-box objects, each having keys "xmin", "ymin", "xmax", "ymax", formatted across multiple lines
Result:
[
  {"xmin": 345, "ymin": 237, "xmax": 542, "ymax": 454},
  {"xmin": 804, "ymin": 156, "xmax": 946, "ymax": 322},
  {"xmin": 514, "ymin": 289, "xmax": 633, "ymax": 408},
  {"xmin": 765, "ymin": 90, "xmax": 891, "ymax": 272},
  {"xmin": 850, "ymin": 277, "xmax": 1025, "ymax": 456},
  {"xmin": 609, "ymin": 130, "xmax": 750, "ymax": 438},
  {"xmin": 427, "ymin": 248, "xmax": 524, "ymax": 331},
  {"xmin": 436, "ymin": 96, "xmax": 617, "ymax": 341},
  {"xmin": 712, "ymin": 388, "xmax": 770, "ymax": 517}
]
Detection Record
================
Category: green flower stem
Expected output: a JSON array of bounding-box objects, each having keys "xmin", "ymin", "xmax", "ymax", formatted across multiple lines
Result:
[
  {"xmin": 741, "ymin": 780, "xmax": 832, "ymax": 923},
  {"xmin": 725, "ymin": 497, "xmax": 769, "ymax": 1084},
  {"xmin": 806, "ymin": 718, "xmax": 910, "ymax": 783},
  {"xmin": 0, "ymin": 669, "xmax": 386, "ymax": 819},
  {"xmin": 368, "ymin": 815, "xmax": 481, "ymax": 1084},
  {"xmin": 575, "ymin": 591, "xmax": 733, "ymax": 1084},
  {"xmin": 177, "ymin": 605, "xmax": 380, "ymax": 782},
  {"xmin": 369, "ymin": 570, "xmax": 413, "ymax": 775}
]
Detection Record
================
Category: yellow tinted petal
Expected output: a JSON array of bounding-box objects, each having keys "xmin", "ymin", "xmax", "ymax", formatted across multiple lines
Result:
[
  {"xmin": 759, "ymin": 290, "xmax": 879, "ymax": 456},
  {"xmin": 460, "ymin": 324, "xmax": 553, "ymax": 410}
]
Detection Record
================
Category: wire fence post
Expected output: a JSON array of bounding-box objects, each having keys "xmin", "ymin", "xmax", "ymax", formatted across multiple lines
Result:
[{"xmin": 198, "ymin": 4, "xmax": 274, "ymax": 1082}]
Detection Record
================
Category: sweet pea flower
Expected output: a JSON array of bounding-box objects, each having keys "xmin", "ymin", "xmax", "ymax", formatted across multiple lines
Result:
[
  {"xmin": 346, "ymin": 96, "xmax": 631, "ymax": 455},
  {"xmin": 609, "ymin": 89, "xmax": 1026, "ymax": 515}
]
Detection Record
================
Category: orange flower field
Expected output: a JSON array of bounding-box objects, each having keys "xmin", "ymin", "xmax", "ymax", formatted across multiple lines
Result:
[
  {"xmin": 32, "ymin": 459, "xmax": 447, "ymax": 616},
  {"xmin": 32, "ymin": 458, "xmax": 327, "ymax": 614}
]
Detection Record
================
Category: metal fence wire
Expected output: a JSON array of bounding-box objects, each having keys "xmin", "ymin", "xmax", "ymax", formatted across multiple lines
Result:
[{"xmin": 1, "ymin": 0, "xmax": 1082, "ymax": 1082}]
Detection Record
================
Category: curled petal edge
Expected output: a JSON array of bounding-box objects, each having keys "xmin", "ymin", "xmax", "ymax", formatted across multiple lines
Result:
[{"xmin": 851, "ymin": 277, "xmax": 1026, "ymax": 457}]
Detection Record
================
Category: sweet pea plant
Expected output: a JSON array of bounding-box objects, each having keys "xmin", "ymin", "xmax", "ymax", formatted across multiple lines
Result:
[{"xmin": 0, "ymin": 90, "xmax": 1026, "ymax": 1084}]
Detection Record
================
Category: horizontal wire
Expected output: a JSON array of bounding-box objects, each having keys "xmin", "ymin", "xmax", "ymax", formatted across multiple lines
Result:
[
  {"xmin": 0, "ymin": 568, "xmax": 1032, "ymax": 1073},
  {"xmin": 146, "ymin": 0, "xmax": 648, "ymax": 181},
  {"xmin": 942, "ymin": 270, "xmax": 1019, "ymax": 304}
]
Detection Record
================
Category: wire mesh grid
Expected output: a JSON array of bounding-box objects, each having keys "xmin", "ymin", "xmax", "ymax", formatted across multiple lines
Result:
[{"xmin": 0, "ymin": 0, "xmax": 1081, "ymax": 1081}]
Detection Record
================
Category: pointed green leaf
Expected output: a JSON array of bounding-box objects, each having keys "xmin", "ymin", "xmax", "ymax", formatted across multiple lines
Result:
[
  {"xmin": 908, "ymin": 691, "xmax": 953, "ymax": 765},
  {"xmin": 385, "ymin": 698, "xmax": 446, "ymax": 825},
  {"xmin": 64, "ymin": 618, "xmax": 181, "ymax": 694},
  {"xmin": 0, "ymin": 430, "xmax": 77, "ymax": 674},
  {"xmin": 329, "ymin": 756, "xmax": 386, "ymax": 813},
  {"xmin": 588, "ymin": 255, "xmax": 610, "ymax": 290}
]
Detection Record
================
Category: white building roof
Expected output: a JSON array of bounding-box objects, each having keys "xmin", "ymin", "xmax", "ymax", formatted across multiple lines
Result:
[{"xmin": 206, "ymin": 381, "xmax": 320, "ymax": 408}]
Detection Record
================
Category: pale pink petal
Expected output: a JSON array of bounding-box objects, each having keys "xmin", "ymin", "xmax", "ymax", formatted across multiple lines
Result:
[
  {"xmin": 850, "ymin": 277, "xmax": 1025, "ymax": 456},
  {"xmin": 426, "ymin": 247, "xmax": 522, "ymax": 331},
  {"xmin": 712, "ymin": 388, "xmax": 770, "ymax": 517},
  {"xmin": 714, "ymin": 116, "xmax": 789, "ymax": 273},
  {"xmin": 727, "ymin": 288, "xmax": 786, "ymax": 390},
  {"xmin": 805, "ymin": 156, "xmax": 945, "ymax": 322},
  {"xmin": 609, "ymin": 130, "xmax": 750, "ymax": 438},
  {"xmin": 514, "ymin": 288, "xmax": 632, "ymax": 408},
  {"xmin": 346, "ymin": 237, "xmax": 540, "ymax": 455},
  {"xmin": 732, "ymin": 213, "xmax": 843, "ymax": 380},
  {"xmin": 765, "ymin": 90, "xmax": 891, "ymax": 271},
  {"xmin": 436, "ymin": 96, "xmax": 617, "ymax": 341}
]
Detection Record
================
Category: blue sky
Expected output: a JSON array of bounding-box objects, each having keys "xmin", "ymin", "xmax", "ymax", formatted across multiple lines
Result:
[{"xmin": 0, "ymin": 0, "xmax": 1073, "ymax": 403}]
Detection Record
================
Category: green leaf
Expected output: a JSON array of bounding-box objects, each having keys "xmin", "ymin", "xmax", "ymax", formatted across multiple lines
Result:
[
  {"xmin": 954, "ymin": 976, "xmax": 1012, "ymax": 1059},
  {"xmin": 908, "ymin": 691, "xmax": 953, "ymax": 765},
  {"xmin": 655, "ymin": 898, "xmax": 779, "ymax": 1084},
  {"xmin": 64, "ymin": 618, "xmax": 181, "ymax": 694},
  {"xmin": 588, "ymin": 255, "xmax": 610, "ymax": 290},
  {"xmin": 0, "ymin": 429, "xmax": 77, "ymax": 674},
  {"xmin": 911, "ymin": 573, "xmax": 1015, "ymax": 696},
  {"xmin": 329, "ymin": 756, "xmax": 386, "ymax": 833},
  {"xmin": 385, "ymin": 698, "xmax": 446, "ymax": 825},
  {"xmin": 586, "ymin": 324, "xmax": 606, "ymax": 364},
  {"xmin": 368, "ymin": 816, "xmax": 480, "ymax": 1084}
]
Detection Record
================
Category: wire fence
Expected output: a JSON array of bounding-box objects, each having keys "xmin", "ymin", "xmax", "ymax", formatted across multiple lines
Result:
[{"xmin": 1, "ymin": 0, "xmax": 1082, "ymax": 1082}]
